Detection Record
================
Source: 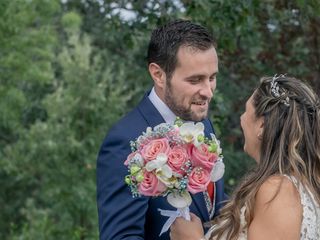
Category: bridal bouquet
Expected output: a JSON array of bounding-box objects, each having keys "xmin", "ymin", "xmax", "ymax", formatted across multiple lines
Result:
[{"xmin": 124, "ymin": 118, "xmax": 224, "ymax": 235}]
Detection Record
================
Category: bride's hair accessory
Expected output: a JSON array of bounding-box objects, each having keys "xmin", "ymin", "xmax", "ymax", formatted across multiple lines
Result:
[{"xmin": 270, "ymin": 74, "xmax": 290, "ymax": 107}]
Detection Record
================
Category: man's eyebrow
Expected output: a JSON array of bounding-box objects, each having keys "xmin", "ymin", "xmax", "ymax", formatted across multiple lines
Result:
[
  {"xmin": 185, "ymin": 72, "xmax": 218, "ymax": 80},
  {"xmin": 185, "ymin": 74, "xmax": 206, "ymax": 80},
  {"xmin": 210, "ymin": 72, "xmax": 218, "ymax": 77}
]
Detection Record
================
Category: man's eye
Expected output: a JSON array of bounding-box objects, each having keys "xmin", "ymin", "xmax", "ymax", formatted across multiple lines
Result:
[{"xmin": 189, "ymin": 79, "xmax": 200, "ymax": 84}]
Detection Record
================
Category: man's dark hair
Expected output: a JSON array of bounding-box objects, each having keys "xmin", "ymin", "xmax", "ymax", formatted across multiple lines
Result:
[{"xmin": 147, "ymin": 19, "xmax": 216, "ymax": 80}]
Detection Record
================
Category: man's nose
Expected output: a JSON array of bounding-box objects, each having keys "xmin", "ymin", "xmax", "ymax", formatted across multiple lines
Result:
[{"xmin": 200, "ymin": 80, "xmax": 214, "ymax": 99}]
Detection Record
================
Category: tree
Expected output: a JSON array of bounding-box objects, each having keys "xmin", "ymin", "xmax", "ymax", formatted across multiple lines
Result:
[
  {"xmin": 2, "ymin": 6, "xmax": 138, "ymax": 238},
  {"xmin": 0, "ymin": 0, "xmax": 59, "ymax": 237}
]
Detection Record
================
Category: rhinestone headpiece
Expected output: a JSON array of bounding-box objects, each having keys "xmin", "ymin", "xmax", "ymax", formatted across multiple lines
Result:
[{"xmin": 270, "ymin": 74, "xmax": 290, "ymax": 107}]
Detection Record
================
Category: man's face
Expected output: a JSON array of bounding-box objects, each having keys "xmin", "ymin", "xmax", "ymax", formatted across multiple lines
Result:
[{"xmin": 164, "ymin": 46, "xmax": 218, "ymax": 122}]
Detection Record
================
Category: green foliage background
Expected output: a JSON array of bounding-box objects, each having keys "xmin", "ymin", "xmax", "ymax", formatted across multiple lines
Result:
[{"xmin": 1, "ymin": 0, "xmax": 319, "ymax": 238}]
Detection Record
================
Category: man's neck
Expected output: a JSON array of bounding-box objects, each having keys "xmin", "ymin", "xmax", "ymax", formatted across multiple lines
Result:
[{"xmin": 148, "ymin": 87, "xmax": 176, "ymax": 124}]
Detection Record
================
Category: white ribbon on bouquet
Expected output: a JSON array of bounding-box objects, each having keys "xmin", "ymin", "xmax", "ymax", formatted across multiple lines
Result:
[
  {"xmin": 158, "ymin": 207, "xmax": 190, "ymax": 236},
  {"xmin": 158, "ymin": 191, "xmax": 192, "ymax": 236}
]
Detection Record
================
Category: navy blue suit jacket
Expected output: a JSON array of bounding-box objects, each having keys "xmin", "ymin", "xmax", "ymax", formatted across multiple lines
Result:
[{"xmin": 97, "ymin": 93, "xmax": 227, "ymax": 240}]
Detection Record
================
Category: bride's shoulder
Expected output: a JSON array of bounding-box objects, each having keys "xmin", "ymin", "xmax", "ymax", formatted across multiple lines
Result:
[
  {"xmin": 255, "ymin": 175, "xmax": 301, "ymax": 213},
  {"xmin": 247, "ymin": 175, "xmax": 302, "ymax": 239},
  {"xmin": 256, "ymin": 175, "xmax": 300, "ymax": 204}
]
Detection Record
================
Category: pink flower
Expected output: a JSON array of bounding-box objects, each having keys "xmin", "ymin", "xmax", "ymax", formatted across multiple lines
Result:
[
  {"xmin": 187, "ymin": 167, "xmax": 210, "ymax": 194},
  {"xmin": 167, "ymin": 146, "xmax": 188, "ymax": 175},
  {"xmin": 140, "ymin": 138, "xmax": 170, "ymax": 162},
  {"xmin": 124, "ymin": 152, "xmax": 136, "ymax": 166},
  {"xmin": 188, "ymin": 144, "xmax": 218, "ymax": 170},
  {"xmin": 138, "ymin": 171, "xmax": 167, "ymax": 196}
]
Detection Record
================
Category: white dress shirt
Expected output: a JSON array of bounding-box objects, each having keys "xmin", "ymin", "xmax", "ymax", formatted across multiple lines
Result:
[{"xmin": 148, "ymin": 87, "xmax": 177, "ymax": 124}]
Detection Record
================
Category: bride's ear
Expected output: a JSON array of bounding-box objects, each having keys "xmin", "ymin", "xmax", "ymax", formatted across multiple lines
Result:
[
  {"xmin": 257, "ymin": 117, "xmax": 264, "ymax": 140},
  {"xmin": 148, "ymin": 63, "xmax": 166, "ymax": 89}
]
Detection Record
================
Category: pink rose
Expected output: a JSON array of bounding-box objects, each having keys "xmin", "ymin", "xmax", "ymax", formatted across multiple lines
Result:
[
  {"xmin": 138, "ymin": 171, "xmax": 167, "ymax": 196},
  {"xmin": 167, "ymin": 146, "xmax": 188, "ymax": 175},
  {"xmin": 124, "ymin": 152, "xmax": 136, "ymax": 166},
  {"xmin": 188, "ymin": 144, "xmax": 218, "ymax": 170},
  {"xmin": 187, "ymin": 167, "xmax": 210, "ymax": 194},
  {"xmin": 140, "ymin": 138, "xmax": 170, "ymax": 162}
]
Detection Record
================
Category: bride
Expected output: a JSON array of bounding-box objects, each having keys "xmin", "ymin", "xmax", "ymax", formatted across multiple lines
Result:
[{"xmin": 170, "ymin": 75, "xmax": 320, "ymax": 240}]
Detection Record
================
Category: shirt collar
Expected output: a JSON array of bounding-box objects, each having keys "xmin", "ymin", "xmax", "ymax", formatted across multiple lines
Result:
[{"xmin": 148, "ymin": 87, "xmax": 177, "ymax": 124}]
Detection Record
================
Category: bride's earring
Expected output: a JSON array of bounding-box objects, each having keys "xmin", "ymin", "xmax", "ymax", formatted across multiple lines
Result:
[{"xmin": 257, "ymin": 133, "xmax": 262, "ymax": 140}]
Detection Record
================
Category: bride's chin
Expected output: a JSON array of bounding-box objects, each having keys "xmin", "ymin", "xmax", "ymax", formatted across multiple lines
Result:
[
  {"xmin": 254, "ymin": 155, "xmax": 260, "ymax": 163},
  {"xmin": 243, "ymin": 144, "xmax": 247, "ymax": 153}
]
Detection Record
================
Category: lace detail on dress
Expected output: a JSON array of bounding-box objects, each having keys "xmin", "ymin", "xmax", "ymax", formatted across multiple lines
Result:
[
  {"xmin": 238, "ymin": 206, "xmax": 247, "ymax": 239},
  {"xmin": 284, "ymin": 175, "xmax": 320, "ymax": 240}
]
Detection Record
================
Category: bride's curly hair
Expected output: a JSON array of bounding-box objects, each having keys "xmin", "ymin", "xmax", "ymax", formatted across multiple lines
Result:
[{"xmin": 210, "ymin": 76, "xmax": 320, "ymax": 240}]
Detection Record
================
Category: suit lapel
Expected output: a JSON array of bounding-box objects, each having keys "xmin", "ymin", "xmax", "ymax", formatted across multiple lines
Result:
[
  {"xmin": 190, "ymin": 192, "xmax": 210, "ymax": 221},
  {"xmin": 203, "ymin": 118, "xmax": 215, "ymax": 136},
  {"xmin": 137, "ymin": 92, "xmax": 166, "ymax": 127}
]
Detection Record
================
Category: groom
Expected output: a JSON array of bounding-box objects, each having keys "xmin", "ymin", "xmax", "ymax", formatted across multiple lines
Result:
[{"xmin": 96, "ymin": 19, "xmax": 227, "ymax": 240}]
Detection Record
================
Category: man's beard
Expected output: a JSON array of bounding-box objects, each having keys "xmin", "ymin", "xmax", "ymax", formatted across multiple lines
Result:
[{"xmin": 164, "ymin": 84, "xmax": 209, "ymax": 122}]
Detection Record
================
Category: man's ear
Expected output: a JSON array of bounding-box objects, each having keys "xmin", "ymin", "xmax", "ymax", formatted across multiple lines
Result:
[{"xmin": 148, "ymin": 63, "xmax": 166, "ymax": 89}]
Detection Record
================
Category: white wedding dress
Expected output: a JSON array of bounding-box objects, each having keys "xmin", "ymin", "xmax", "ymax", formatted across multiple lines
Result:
[{"xmin": 205, "ymin": 176, "xmax": 320, "ymax": 240}]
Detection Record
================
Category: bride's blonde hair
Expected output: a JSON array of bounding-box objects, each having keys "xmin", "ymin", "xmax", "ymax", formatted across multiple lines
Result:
[{"xmin": 210, "ymin": 76, "xmax": 320, "ymax": 240}]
